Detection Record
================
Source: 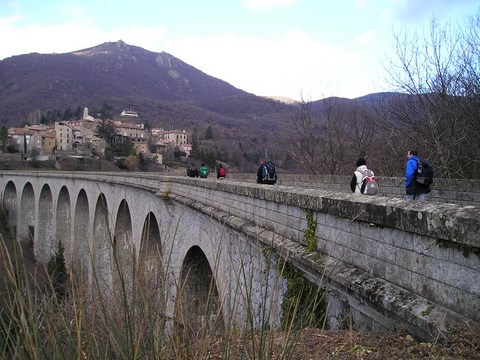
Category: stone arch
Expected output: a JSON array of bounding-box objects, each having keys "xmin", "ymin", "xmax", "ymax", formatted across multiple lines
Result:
[
  {"xmin": 19, "ymin": 182, "xmax": 35, "ymax": 244},
  {"xmin": 2, "ymin": 181, "xmax": 17, "ymax": 230},
  {"xmin": 92, "ymin": 193, "xmax": 112, "ymax": 292},
  {"xmin": 37, "ymin": 184, "xmax": 54, "ymax": 263},
  {"xmin": 73, "ymin": 189, "xmax": 90, "ymax": 282},
  {"xmin": 112, "ymin": 199, "xmax": 134, "ymax": 294},
  {"xmin": 138, "ymin": 212, "xmax": 164, "ymax": 302},
  {"xmin": 175, "ymin": 245, "xmax": 225, "ymax": 341}
]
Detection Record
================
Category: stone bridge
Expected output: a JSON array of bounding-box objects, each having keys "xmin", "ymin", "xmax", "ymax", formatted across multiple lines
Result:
[{"xmin": 0, "ymin": 170, "xmax": 479, "ymax": 341}]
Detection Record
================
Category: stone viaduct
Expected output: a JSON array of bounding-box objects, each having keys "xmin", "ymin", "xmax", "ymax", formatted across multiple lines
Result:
[{"xmin": 0, "ymin": 170, "xmax": 479, "ymax": 341}]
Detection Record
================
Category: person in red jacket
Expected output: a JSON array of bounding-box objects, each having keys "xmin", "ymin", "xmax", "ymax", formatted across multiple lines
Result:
[{"xmin": 217, "ymin": 163, "xmax": 226, "ymax": 179}]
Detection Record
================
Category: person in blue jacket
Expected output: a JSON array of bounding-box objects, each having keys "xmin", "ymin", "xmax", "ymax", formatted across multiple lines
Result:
[{"xmin": 405, "ymin": 150, "xmax": 429, "ymax": 201}]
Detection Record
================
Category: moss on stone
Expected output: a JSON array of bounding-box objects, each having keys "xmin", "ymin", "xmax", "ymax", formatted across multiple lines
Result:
[
  {"xmin": 278, "ymin": 259, "xmax": 326, "ymax": 331},
  {"xmin": 304, "ymin": 209, "xmax": 317, "ymax": 252}
]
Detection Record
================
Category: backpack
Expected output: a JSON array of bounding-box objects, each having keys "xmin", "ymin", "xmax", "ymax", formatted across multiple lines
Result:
[
  {"xmin": 359, "ymin": 169, "xmax": 378, "ymax": 195},
  {"xmin": 219, "ymin": 167, "xmax": 226, "ymax": 177},
  {"xmin": 415, "ymin": 159, "xmax": 433, "ymax": 186},
  {"xmin": 262, "ymin": 161, "xmax": 277, "ymax": 184},
  {"xmin": 199, "ymin": 166, "xmax": 209, "ymax": 178}
]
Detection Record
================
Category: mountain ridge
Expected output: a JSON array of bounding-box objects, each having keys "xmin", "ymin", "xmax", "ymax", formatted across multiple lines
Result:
[
  {"xmin": 0, "ymin": 40, "xmax": 397, "ymax": 160},
  {"xmin": 1, "ymin": 41, "xmax": 291, "ymax": 125}
]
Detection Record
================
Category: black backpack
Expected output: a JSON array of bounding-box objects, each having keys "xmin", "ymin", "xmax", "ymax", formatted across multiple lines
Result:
[
  {"xmin": 416, "ymin": 159, "xmax": 434, "ymax": 186},
  {"xmin": 262, "ymin": 161, "xmax": 277, "ymax": 184}
]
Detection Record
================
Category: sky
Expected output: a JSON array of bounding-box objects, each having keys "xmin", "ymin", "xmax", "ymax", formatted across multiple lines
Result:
[{"xmin": 0, "ymin": 0, "xmax": 478, "ymax": 101}]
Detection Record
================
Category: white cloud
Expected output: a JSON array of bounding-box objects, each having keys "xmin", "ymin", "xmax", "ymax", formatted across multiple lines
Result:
[
  {"xmin": 357, "ymin": 30, "xmax": 377, "ymax": 45},
  {"xmin": 162, "ymin": 29, "xmax": 372, "ymax": 100},
  {"xmin": 0, "ymin": 17, "xmax": 168, "ymax": 59}
]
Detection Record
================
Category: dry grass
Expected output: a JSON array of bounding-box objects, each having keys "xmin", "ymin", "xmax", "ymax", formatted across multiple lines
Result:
[{"xmin": 0, "ymin": 211, "xmax": 479, "ymax": 359}]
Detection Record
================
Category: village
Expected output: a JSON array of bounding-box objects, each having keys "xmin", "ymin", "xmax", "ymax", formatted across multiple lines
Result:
[{"xmin": 2, "ymin": 107, "xmax": 192, "ymax": 167}]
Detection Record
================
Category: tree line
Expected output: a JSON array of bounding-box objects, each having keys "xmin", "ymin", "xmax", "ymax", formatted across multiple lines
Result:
[{"xmin": 284, "ymin": 12, "xmax": 480, "ymax": 179}]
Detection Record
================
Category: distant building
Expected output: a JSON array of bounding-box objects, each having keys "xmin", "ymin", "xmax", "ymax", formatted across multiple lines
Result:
[
  {"xmin": 113, "ymin": 121, "xmax": 146, "ymax": 140},
  {"xmin": 9, "ymin": 125, "xmax": 56, "ymax": 156},
  {"xmin": 162, "ymin": 129, "xmax": 189, "ymax": 146},
  {"xmin": 38, "ymin": 130, "xmax": 56, "ymax": 154},
  {"xmin": 151, "ymin": 128, "xmax": 165, "ymax": 136},
  {"xmin": 120, "ymin": 110, "xmax": 139, "ymax": 118},
  {"xmin": 133, "ymin": 141, "xmax": 150, "ymax": 155},
  {"xmin": 8, "ymin": 127, "xmax": 35, "ymax": 155},
  {"xmin": 180, "ymin": 143, "xmax": 192, "ymax": 157},
  {"xmin": 55, "ymin": 122, "xmax": 73, "ymax": 151},
  {"xmin": 82, "ymin": 107, "xmax": 95, "ymax": 121}
]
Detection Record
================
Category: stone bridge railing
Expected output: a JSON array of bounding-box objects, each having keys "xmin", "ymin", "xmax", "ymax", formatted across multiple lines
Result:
[
  {"xmin": 227, "ymin": 173, "xmax": 480, "ymax": 207},
  {"xmin": 0, "ymin": 171, "xmax": 479, "ymax": 341}
]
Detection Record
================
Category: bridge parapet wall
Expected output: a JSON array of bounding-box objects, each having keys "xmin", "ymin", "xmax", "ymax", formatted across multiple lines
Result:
[
  {"xmin": 227, "ymin": 173, "xmax": 480, "ymax": 207},
  {"xmin": 161, "ymin": 176, "xmax": 480, "ymax": 338}
]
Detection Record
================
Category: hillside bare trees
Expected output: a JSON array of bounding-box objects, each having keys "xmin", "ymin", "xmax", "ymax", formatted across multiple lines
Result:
[
  {"xmin": 285, "ymin": 99, "xmax": 323, "ymax": 174},
  {"xmin": 285, "ymin": 97, "xmax": 382, "ymax": 175},
  {"xmin": 380, "ymin": 13, "xmax": 480, "ymax": 178}
]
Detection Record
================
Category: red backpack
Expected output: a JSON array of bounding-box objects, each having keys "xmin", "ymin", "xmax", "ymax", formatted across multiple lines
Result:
[{"xmin": 219, "ymin": 167, "xmax": 226, "ymax": 177}]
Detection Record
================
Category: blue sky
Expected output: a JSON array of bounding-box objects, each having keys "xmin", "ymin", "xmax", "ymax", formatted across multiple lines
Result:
[{"xmin": 0, "ymin": 0, "xmax": 478, "ymax": 100}]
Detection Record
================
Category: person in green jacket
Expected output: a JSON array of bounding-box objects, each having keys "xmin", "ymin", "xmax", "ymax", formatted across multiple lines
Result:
[{"xmin": 199, "ymin": 163, "xmax": 209, "ymax": 178}]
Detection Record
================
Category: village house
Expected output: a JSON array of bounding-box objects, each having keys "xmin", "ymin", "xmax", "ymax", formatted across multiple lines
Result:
[
  {"xmin": 38, "ymin": 129, "xmax": 56, "ymax": 155},
  {"xmin": 4, "ymin": 107, "xmax": 190, "ymax": 164},
  {"xmin": 8, "ymin": 127, "xmax": 36, "ymax": 155},
  {"xmin": 150, "ymin": 129, "xmax": 191, "ymax": 155},
  {"xmin": 162, "ymin": 129, "xmax": 188, "ymax": 146},
  {"xmin": 120, "ymin": 109, "xmax": 139, "ymax": 118},
  {"xmin": 113, "ymin": 121, "xmax": 147, "ymax": 140},
  {"xmin": 55, "ymin": 121, "xmax": 73, "ymax": 152},
  {"xmin": 7, "ymin": 126, "xmax": 55, "ymax": 160}
]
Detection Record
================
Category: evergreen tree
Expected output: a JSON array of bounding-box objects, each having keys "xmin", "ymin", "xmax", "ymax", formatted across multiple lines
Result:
[
  {"xmin": 0, "ymin": 127, "xmax": 8, "ymax": 152},
  {"xmin": 74, "ymin": 106, "xmax": 82, "ymax": 119},
  {"xmin": 62, "ymin": 107, "xmax": 72, "ymax": 120},
  {"xmin": 191, "ymin": 128, "xmax": 199, "ymax": 158},
  {"xmin": 205, "ymin": 126, "xmax": 213, "ymax": 140},
  {"xmin": 96, "ymin": 120, "xmax": 117, "ymax": 145},
  {"xmin": 47, "ymin": 241, "xmax": 69, "ymax": 301},
  {"xmin": 99, "ymin": 103, "xmax": 113, "ymax": 121},
  {"xmin": 205, "ymin": 151, "xmax": 216, "ymax": 168}
]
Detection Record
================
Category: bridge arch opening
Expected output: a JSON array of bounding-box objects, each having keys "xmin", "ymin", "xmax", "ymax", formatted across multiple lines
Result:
[
  {"xmin": 139, "ymin": 212, "xmax": 163, "ymax": 286},
  {"xmin": 92, "ymin": 193, "xmax": 111, "ymax": 292},
  {"xmin": 73, "ymin": 189, "xmax": 89, "ymax": 282},
  {"xmin": 112, "ymin": 199, "xmax": 134, "ymax": 295},
  {"xmin": 175, "ymin": 245, "xmax": 225, "ymax": 342},
  {"xmin": 2, "ymin": 181, "xmax": 17, "ymax": 231},
  {"xmin": 55, "ymin": 186, "xmax": 72, "ymax": 248},
  {"xmin": 19, "ymin": 182, "xmax": 35, "ymax": 245},
  {"xmin": 56, "ymin": 186, "xmax": 71, "ymax": 265},
  {"xmin": 37, "ymin": 184, "xmax": 54, "ymax": 262}
]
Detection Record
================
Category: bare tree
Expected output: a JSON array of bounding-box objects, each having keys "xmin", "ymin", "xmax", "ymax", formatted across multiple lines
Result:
[
  {"xmin": 318, "ymin": 97, "xmax": 348, "ymax": 175},
  {"xmin": 319, "ymin": 98, "xmax": 381, "ymax": 175},
  {"xmin": 382, "ymin": 14, "xmax": 480, "ymax": 178},
  {"xmin": 285, "ymin": 97, "xmax": 323, "ymax": 174},
  {"xmin": 285, "ymin": 96, "xmax": 383, "ymax": 175}
]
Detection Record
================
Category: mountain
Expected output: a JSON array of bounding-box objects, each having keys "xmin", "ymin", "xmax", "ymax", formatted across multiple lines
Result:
[
  {"xmin": 0, "ymin": 40, "xmax": 402, "ymax": 172},
  {"xmin": 0, "ymin": 40, "xmax": 293, "ymax": 130}
]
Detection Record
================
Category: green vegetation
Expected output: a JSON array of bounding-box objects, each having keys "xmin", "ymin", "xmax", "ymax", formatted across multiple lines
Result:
[
  {"xmin": 46, "ymin": 241, "xmax": 69, "ymax": 301},
  {"xmin": 278, "ymin": 259, "xmax": 325, "ymax": 331},
  {"xmin": 304, "ymin": 209, "xmax": 317, "ymax": 252}
]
